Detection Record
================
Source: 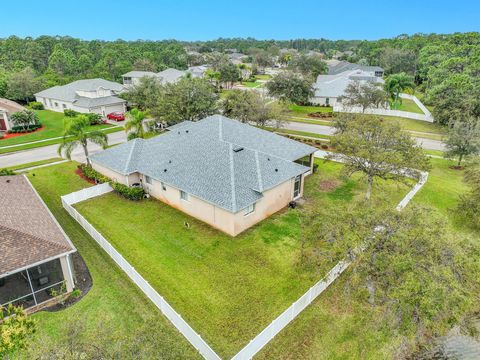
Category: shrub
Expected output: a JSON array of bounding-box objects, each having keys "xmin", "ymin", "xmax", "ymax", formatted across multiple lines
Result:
[
  {"xmin": 64, "ymin": 109, "xmax": 79, "ymax": 117},
  {"xmin": 8, "ymin": 124, "xmax": 42, "ymax": 133},
  {"xmin": 0, "ymin": 168, "xmax": 15, "ymax": 176},
  {"xmin": 28, "ymin": 101, "xmax": 44, "ymax": 110},
  {"xmin": 87, "ymin": 113, "xmax": 103, "ymax": 125},
  {"xmin": 78, "ymin": 164, "xmax": 109, "ymax": 183},
  {"xmin": 110, "ymin": 181, "xmax": 145, "ymax": 201}
]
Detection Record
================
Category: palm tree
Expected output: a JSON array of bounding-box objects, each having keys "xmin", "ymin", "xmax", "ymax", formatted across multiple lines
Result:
[
  {"xmin": 58, "ymin": 115, "xmax": 108, "ymax": 167},
  {"xmin": 125, "ymin": 108, "xmax": 147, "ymax": 140},
  {"xmin": 384, "ymin": 72, "xmax": 414, "ymax": 109}
]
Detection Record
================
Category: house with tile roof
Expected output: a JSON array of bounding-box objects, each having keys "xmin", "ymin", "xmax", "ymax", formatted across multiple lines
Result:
[
  {"xmin": 0, "ymin": 98, "xmax": 25, "ymax": 131},
  {"xmin": 34, "ymin": 78, "xmax": 126, "ymax": 116},
  {"xmin": 90, "ymin": 115, "xmax": 317, "ymax": 236},
  {"xmin": 0, "ymin": 175, "xmax": 76, "ymax": 312}
]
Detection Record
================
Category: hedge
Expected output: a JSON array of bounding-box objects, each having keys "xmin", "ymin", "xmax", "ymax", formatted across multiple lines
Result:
[
  {"xmin": 110, "ymin": 182, "xmax": 145, "ymax": 201},
  {"xmin": 28, "ymin": 101, "xmax": 44, "ymax": 110},
  {"xmin": 8, "ymin": 124, "xmax": 42, "ymax": 133},
  {"xmin": 78, "ymin": 164, "xmax": 144, "ymax": 200}
]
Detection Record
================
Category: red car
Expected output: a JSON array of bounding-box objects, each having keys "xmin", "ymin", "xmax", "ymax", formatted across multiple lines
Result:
[{"xmin": 107, "ymin": 112, "xmax": 125, "ymax": 121}]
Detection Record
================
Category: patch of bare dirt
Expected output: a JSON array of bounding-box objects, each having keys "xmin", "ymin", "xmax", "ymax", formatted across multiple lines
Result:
[{"xmin": 319, "ymin": 179, "xmax": 341, "ymax": 192}]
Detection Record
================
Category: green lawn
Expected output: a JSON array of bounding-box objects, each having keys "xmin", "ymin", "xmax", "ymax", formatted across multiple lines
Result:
[
  {"xmin": 241, "ymin": 81, "xmax": 262, "ymax": 88},
  {"xmin": 0, "ymin": 110, "xmax": 114, "ymax": 147},
  {"xmin": 288, "ymin": 104, "xmax": 333, "ymax": 115},
  {"xmin": 391, "ymin": 98, "xmax": 424, "ymax": 114},
  {"xmin": 266, "ymin": 127, "xmax": 331, "ymax": 140},
  {"xmin": 257, "ymin": 157, "xmax": 475, "ymax": 359},
  {"xmin": 18, "ymin": 162, "xmax": 200, "ymax": 359},
  {"xmin": 6, "ymin": 157, "xmax": 64, "ymax": 172},
  {"xmin": 254, "ymin": 74, "xmax": 272, "ymax": 80},
  {"xmin": 73, "ymin": 161, "xmax": 409, "ymax": 358}
]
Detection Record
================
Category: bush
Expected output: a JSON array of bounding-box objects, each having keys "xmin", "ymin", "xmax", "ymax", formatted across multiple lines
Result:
[
  {"xmin": 64, "ymin": 109, "xmax": 79, "ymax": 117},
  {"xmin": 8, "ymin": 124, "xmax": 42, "ymax": 133},
  {"xmin": 110, "ymin": 181, "xmax": 145, "ymax": 201},
  {"xmin": 0, "ymin": 168, "xmax": 15, "ymax": 176},
  {"xmin": 28, "ymin": 101, "xmax": 44, "ymax": 110},
  {"xmin": 87, "ymin": 113, "xmax": 103, "ymax": 125},
  {"xmin": 78, "ymin": 164, "xmax": 109, "ymax": 183}
]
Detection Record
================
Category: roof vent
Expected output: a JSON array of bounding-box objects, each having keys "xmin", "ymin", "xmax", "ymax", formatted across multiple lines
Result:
[
  {"xmin": 233, "ymin": 146, "xmax": 244, "ymax": 153},
  {"xmin": 177, "ymin": 131, "xmax": 180, "ymax": 134},
  {"xmin": 186, "ymin": 130, "xmax": 189, "ymax": 133},
  {"xmin": 164, "ymin": 169, "xmax": 167, "ymax": 172},
  {"xmin": 275, "ymin": 168, "xmax": 278, "ymax": 172},
  {"xmin": 169, "ymin": 160, "xmax": 172, "ymax": 164}
]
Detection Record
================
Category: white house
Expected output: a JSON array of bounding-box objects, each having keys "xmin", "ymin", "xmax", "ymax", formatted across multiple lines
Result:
[
  {"xmin": 35, "ymin": 79, "xmax": 126, "ymax": 116},
  {"xmin": 311, "ymin": 69, "xmax": 385, "ymax": 107},
  {"xmin": 122, "ymin": 67, "xmax": 208, "ymax": 87}
]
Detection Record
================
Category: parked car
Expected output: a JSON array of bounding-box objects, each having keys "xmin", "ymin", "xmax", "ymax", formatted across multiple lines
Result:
[{"xmin": 107, "ymin": 112, "xmax": 125, "ymax": 121}]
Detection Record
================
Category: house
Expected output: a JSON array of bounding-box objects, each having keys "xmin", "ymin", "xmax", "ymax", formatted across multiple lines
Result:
[
  {"xmin": 90, "ymin": 115, "xmax": 317, "ymax": 236},
  {"xmin": 326, "ymin": 59, "xmax": 384, "ymax": 77},
  {"xmin": 311, "ymin": 69, "xmax": 385, "ymax": 107},
  {"xmin": 0, "ymin": 175, "xmax": 76, "ymax": 312},
  {"xmin": 0, "ymin": 98, "xmax": 25, "ymax": 131},
  {"xmin": 122, "ymin": 68, "xmax": 188, "ymax": 87},
  {"xmin": 35, "ymin": 79, "xmax": 126, "ymax": 116},
  {"xmin": 187, "ymin": 65, "xmax": 210, "ymax": 78},
  {"xmin": 228, "ymin": 52, "xmax": 248, "ymax": 65}
]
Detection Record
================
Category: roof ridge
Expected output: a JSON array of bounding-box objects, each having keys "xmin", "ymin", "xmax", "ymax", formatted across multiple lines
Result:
[
  {"xmin": 0, "ymin": 224, "xmax": 71, "ymax": 253},
  {"xmin": 254, "ymin": 151, "xmax": 264, "ymax": 192},
  {"xmin": 228, "ymin": 143, "xmax": 237, "ymax": 212},
  {"xmin": 123, "ymin": 139, "xmax": 139, "ymax": 174}
]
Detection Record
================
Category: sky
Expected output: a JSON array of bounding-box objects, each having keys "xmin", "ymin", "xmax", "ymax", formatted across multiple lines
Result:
[{"xmin": 1, "ymin": 0, "xmax": 479, "ymax": 41}]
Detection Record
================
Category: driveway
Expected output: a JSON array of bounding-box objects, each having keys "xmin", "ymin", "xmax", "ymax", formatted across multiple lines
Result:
[{"xmin": 0, "ymin": 131, "xmax": 127, "ymax": 168}]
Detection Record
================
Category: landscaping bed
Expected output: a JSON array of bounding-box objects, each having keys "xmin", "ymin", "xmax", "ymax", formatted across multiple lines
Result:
[{"xmin": 73, "ymin": 160, "xmax": 410, "ymax": 358}]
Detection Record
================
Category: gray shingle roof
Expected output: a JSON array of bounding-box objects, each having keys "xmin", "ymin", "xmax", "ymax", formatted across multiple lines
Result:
[
  {"xmin": 90, "ymin": 116, "xmax": 316, "ymax": 213},
  {"xmin": 314, "ymin": 70, "xmax": 384, "ymax": 98},
  {"xmin": 74, "ymin": 95, "xmax": 126, "ymax": 108},
  {"xmin": 157, "ymin": 68, "xmax": 186, "ymax": 84},
  {"xmin": 327, "ymin": 60, "xmax": 384, "ymax": 75},
  {"xmin": 122, "ymin": 71, "xmax": 158, "ymax": 78}
]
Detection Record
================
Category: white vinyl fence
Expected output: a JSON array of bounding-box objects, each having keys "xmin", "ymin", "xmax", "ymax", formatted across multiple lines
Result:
[
  {"xmin": 334, "ymin": 93, "xmax": 434, "ymax": 123},
  {"xmin": 62, "ymin": 160, "xmax": 428, "ymax": 360},
  {"xmin": 61, "ymin": 185, "xmax": 221, "ymax": 360},
  {"xmin": 231, "ymin": 155, "xmax": 428, "ymax": 360}
]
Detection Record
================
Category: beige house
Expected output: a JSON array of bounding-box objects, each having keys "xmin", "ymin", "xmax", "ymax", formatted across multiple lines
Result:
[
  {"xmin": 90, "ymin": 116, "xmax": 317, "ymax": 236},
  {"xmin": 0, "ymin": 98, "xmax": 25, "ymax": 131}
]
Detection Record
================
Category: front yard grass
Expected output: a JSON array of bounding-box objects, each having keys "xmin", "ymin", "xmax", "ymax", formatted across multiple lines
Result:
[
  {"xmin": 19, "ymin": 162, "xmax": 200, "ymax": 359},
  {"xmin": 73, "ymin": 160, "xmax": 410, "ymax": 357},
  {"xmin": 288, "ymin": 104, "xmax": 333, "ymax": 115},
  {"xmin": 391, "ymin": 98, "xmax": 424, "ymax": 114}
]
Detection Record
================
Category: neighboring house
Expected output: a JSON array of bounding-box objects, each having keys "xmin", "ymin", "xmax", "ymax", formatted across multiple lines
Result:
[
  {"xmin": 326, "ymin": 59, "xmax": 384, "ymax": 77},
  {"xmin": 0, "ymin": 98, "xmax": 25, "ymax": 131},
  {"xmin": 35, "ymin": 79, "xmax": 126, "ymax": 116},
  {"xmin": 228, "ymin": 52, "xmax": 248, "ymax": 65},
  {"xmin": 311, "ymin": 69, "xmax": 385, "ymax": 107},
  {"xmin": 122, "ymin": 68, "xmax": 188, "ymax": 87},
  {"xmin": 0, "ymin": 175, "xmax": 76, "ymax": 312},
  {"xmin": 90, "ymin": 115, "xmax": 317, "ymax": 236},
  {"xmin": 187, "ymin": 65, "xmax": 210, "ymax": 78}
]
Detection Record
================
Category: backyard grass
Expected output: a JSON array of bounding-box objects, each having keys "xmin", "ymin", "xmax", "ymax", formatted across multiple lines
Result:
[
  {"xmin": 18, "ymin": 162, "xmax": 200, "ymax": 359},
  {"xmin": 241, "ymin": 81, "xmax": 262, "ymax": 88},
  {"xmin": 288, "ymin": 104, "xmax": 333, "ymax": 115},
  {"xmin": 266, "ymin": 127, "xmax": 331, "ymax": 140},
  {"xmin": 257, "ymin": 157, "xmax": 475, "ymax": 359},
  {"xmin": 73, "ymin": 160, "xmax": 410, "ymax": 358},
  {"xmin": 254, "ymin": 74, "xmax": 272, "ymax": 80},
  {"xmin": 391, "ymin": 98, "xmax": 424, "ymax": 114}
]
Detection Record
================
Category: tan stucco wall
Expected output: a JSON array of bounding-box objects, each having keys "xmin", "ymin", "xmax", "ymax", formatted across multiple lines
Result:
[{"xmin": 93, "ymin": 163, "xmax": 308, "ymax": 237}]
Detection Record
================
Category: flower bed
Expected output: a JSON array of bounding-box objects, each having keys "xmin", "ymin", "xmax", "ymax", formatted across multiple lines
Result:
[{"xmin": 1, "ymin": 125, "xmax": 45, "ymax": 140}]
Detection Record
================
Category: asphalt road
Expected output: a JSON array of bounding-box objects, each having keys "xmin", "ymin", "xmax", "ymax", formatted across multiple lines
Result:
[
  {"xmin": 0, "ymin": 121, "xmax": 445, "ymax": 168},
  {"xmin": 0, "ymin": 131, "xmax": 127, "ymax": 168},
  {"xmin": 282, "ymin": 121, "xmax": 446, "ymax": 151}
]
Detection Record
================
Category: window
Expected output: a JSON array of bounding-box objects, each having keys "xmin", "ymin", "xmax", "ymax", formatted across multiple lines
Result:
[
  {"xmin": 244, "ymin": 203, "xmax": 255, "ymax": 216},
  {"xmin": 145, "ymin": 175, "xmax": 152, "ymax": 185},
  {"xmin": 180, "ymin": 190, "xmax": 189, "ymax": 201},
  {"xmin": 161, "ymin": 182, "xmax": 166, "ymax": 191},
  {"xmin": 62, "ymin": 104, "xmax": 67, "ymax": 109},
  {"xmin": 54, "ymin": 102, "xmax": 58, "ymax": 107},
  {"xmin": 293, "ymin": 174, "xmax": 302, "ymax": 199},
  {"xmin": 325, "ymin": 97, "xmax": 330, "ymax": 106}
]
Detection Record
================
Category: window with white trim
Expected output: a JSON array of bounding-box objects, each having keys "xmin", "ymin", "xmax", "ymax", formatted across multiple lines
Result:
[
  {"xmin": 180, "ymin": 190, "xmax": 189, "ymax": 201},
  {"xmin": 161, "ymin": 182, "xmax": 166, "ymax": 191},
  {"xmin": 145, "ymin": 175, "xmax": 152, "ymax": 185},
  {"xmin": 244, "ymin": 203, "xmax": 255, "ymax": 216}
]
